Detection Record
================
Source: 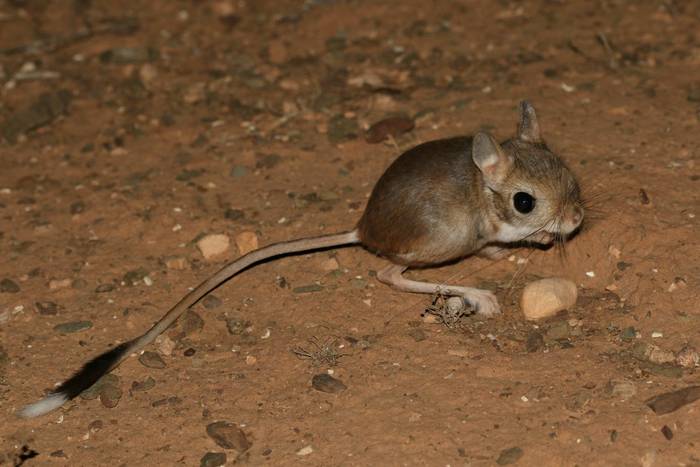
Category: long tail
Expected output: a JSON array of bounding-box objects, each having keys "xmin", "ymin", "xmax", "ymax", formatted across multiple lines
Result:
[{"xmin": 19, "ymin": 230, "xmax": 360, "ymax": 418}]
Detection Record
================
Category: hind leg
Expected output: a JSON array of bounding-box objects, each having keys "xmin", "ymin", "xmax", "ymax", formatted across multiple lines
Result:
[{"xmin": 376, "ymin": 263, "xmax": 500, "ymax": 317}]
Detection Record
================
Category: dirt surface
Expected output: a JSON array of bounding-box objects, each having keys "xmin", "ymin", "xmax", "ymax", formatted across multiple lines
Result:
[{"xmin": 1, "ymin": 0, "xmax": 699, "ymax": 465}]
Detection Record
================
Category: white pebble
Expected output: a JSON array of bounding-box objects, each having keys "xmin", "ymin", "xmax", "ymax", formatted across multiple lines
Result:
[
  {"xmin": 49, "ymin": 278, "xmax": 72, "ymax": 290},
  {"xmin": 651, "ymin": 331, "xmax": 663, "ymax": 338},
  {"xmin": 156, "ymin": 335, "xmax": 176, "ymax": 356},
  {"xmin": 296, "ymin": 446, "xmax": 313, "ymax": 456},
  {"xmin": 585, "ymin": 271, "xmax": 596, "ymax": 278}
]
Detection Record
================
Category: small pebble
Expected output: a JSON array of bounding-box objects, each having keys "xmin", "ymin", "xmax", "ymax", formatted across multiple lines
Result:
[
  {"xmin": 521, "ymin": 278, "xmax": 577, "ymax": 321},
  {"xmin": 0, "ymin": 278, "xmax": 20, "ymax": 293},
  {"xmin": 139, "ymin": 351, "xmax": 166, "ymax": 369},
  {"xmin": 95, "ymin": 283, "xmax": 115, "ymax": 293},
  {"xmin": 639, "ymin": 188, "xmax": 651, "ymax": 205},
  {"xmin": 180, "ymin": 310, "xmax": 205, "ymax": 335},
  {"xmin": 99, "ymin": 383, "xmax": 122, "ymax": 408},
  {"xmin": 525, "ymin": 330, "xmax": 545, "ymax": 352},
  {"xmin": 151, "ymin": 396, "xmax": 182, "ymax": 407},
  {"xmin": 197, "ymin": 234, "xmax": 230, "ymax": 260},
  {"xmin": 621, "ymin": 326, "xmax": 637, "ymax": 341},
  {"xmin": 496, "ymin": 447, "xmax": 524, "ymax": 465},
  {"xmin": 311, "ymin": 373, "xmax": 347, "ymax": 393},
  {"xmin": 235, "ymin": 231, "xmax": 259, "ymax": 255},
  {"xmin": 200, "ymin": 452, "xmax": 227, "ymax": 467},
  {"xmin": 608, "ymin": 380, "xmax": 637, "ymax": 400},
  {"xmin": 165, "ymin": 256, "xmax": 189, "ymax": 270},
  {"xmin": 292, "ymin": 284, "xmax": 324, "ymax": 293},
  {"xmin": 123, "ymin": 268, "xmax": 148, "ymax": 286},
  {"xmin": 296, "ymin": 445, "xmax": 313, "ymax": 456},
  {"xmin": 48, "ymin": 278, "xmax": 72, "ymax": 290},
  {"xmin": 54, "ymin": 320, "xmax": 92, "ymax": 334},
  {"xmin": 156, "ymin": 335, "xmax": 176, "ymax": 356},
  {"xmin": 648, "ymin": 345, "xmax": 675, "ymax": 364},
  {"xmin": 226, "ymin": 317, "xmax": 249, "ymax": 335},
  {"xmin": 131, "ymin": 376, "xmax": 156, "ymax": 392},
  {"xmin": 546, "ymin": 321, "xmax": 570, "ymax": 341},
  {"xmin": 202, "ymin": 294, "xmax": 222, "ymax": 309},
  {"xmin": 35, "ymin": 301, "xmax": 59, "ymax": 316},
  {"xmin": 608, "ymin": 245, "xmax": 621, "ymax": 258},
  {"xmin": 661, "ymin": 425, "xmax": 673, "ymax": 440},
  {"xmin": 206, "ymin": 421, "xmax": 251, "ymax": 452}
]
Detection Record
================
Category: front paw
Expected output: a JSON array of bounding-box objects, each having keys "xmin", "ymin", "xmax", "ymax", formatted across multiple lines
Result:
[{"xmin": 466, "ymin": 290, "xmax": 501, "ymax": 317}]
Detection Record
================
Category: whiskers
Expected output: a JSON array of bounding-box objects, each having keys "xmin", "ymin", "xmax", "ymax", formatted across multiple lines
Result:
[{"xmin": 520, "ymin": 216, "xmax": 570, "ymax": 263}]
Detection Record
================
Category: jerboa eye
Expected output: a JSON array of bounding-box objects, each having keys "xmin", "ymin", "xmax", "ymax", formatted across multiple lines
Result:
[{"xmin": 513, "ymin": 192, "xmax": 535, "ymax": 214}]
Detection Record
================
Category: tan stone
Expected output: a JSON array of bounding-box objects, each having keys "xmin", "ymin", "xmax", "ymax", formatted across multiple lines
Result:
[
  {"xmin": 197, "ymin": 234, "xmax": 230, "ymax": 260},
  {"xmin": 235, "ymin": 231, "xmax": 259, "ymax": 255},
  {"xmin": 521, "ymin": 278, "xmax": 577, "ymax": 321}
]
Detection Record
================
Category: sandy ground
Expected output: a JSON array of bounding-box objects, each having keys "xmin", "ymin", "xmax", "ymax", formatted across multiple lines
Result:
[{"xmin": 1, "ymin": 0, "xmax": 699, "ymax": 465}]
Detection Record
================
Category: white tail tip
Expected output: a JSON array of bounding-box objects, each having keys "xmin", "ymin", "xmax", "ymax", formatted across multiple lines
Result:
[{"xmin": 18, "ymin": 393, "xmax": 68, "ymax": 418}]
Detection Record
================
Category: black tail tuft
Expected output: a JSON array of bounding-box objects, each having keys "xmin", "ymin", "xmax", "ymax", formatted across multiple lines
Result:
[{"xmin": 55, "ymin": 340, "xmax": 134, "ymax": 400}]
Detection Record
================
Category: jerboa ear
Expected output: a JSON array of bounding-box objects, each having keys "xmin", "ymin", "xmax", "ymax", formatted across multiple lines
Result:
[
  {"xmin": 472, "ymin": 132, "xmax": 513, "ymax": 188},
  {"xmin": 517, "ymin": 100, "xmax": 542, "ymax": 143}
]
